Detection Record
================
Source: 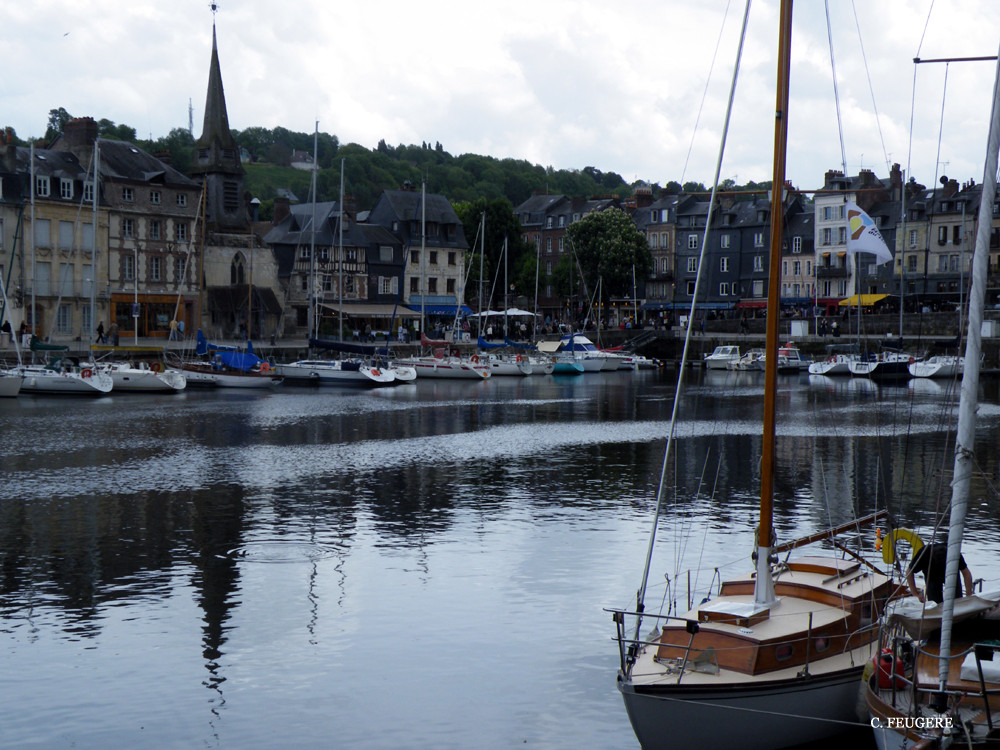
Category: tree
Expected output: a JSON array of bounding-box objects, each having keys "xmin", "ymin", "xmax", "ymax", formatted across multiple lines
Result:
[
  {"xmin": 452, "ymin": 197, "xmax": 533, "ymax": 308},
  {"xmin": 45, "ymin": 107, "xmax": 72, "ymax": 142},
  {"xmin": 566, "ymin": 207, "xmax": 652, "ymax": 304}
]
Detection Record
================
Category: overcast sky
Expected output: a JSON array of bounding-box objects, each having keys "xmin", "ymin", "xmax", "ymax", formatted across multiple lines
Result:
[{"xmin": 5, "ymin": 0, "xmax": 1000, "ymax": 193}]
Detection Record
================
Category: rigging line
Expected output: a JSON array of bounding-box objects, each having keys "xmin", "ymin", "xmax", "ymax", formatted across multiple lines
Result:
[
  {"xmin": 634, "ymin": 0, "xmax": 752, "ymax": 638},
  {"xmin": 914, "ymin": 0, "xmax": 935, "ymax": 59},
  {"xmin": 824, "ymin": 0, "xmax": 849, "ymax": 177},
  {"xmin": 680, "ymin": 0, "xmax": 733, "ymax": 186},
  {"xmin": 933, "ymin": 62, "xmax": 950, "ymax": 195},
  {"xmin": 850, "ymin": 0, "xmax": 891, "ymax": 174}
]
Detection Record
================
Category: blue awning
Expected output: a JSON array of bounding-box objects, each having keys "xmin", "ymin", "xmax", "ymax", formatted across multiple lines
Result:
[{"xmin": 410, "ymin": 304, "xmax": 474, "ymax": 317}]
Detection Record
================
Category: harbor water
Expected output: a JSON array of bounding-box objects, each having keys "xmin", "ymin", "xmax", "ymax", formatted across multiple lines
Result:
[{"xmin": 2, "ymin": 368, "xmax": 1000, "ymax": 749}]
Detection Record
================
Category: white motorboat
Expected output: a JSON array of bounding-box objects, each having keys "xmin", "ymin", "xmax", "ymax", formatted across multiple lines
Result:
[
  {"xmin": 100, "ymin": 361, "xmax": 187, "ymax": 392},
  {"xmin": 527, "ymin": 355, "xmax": 555, "ymax": 375},
  {"xmin": 15, "ymin": 363, "xmax": 114, "ymax": 395},
  {"xmin": 395, "ymin": 354, "xmax": 491, "ymax": 380},
  {"xmin": 907, "ymin": 354, "xmax": 963, "ymax": 379},
  {"xmin": 0, "ymin": 369, "xmax": 22, "ymax": 397},
  {"xmin": 808, "ymin": 352, "xmax": 858, "ymax": 375},
  {"xmin": 775, "ymin": 343, "xmax": 811, "ymax": 372},
  {"xmin": 727, "ymin": 348, "xmax": 764, "ymax": 371},
  {"xmin": 849, "ymin": 351, "xmax": 916, "ymax": 380},
  {"xmin": 275, "ymin": 359, "xmax": 396, "ymax": 386},
  {"xmin": 703, "ymin": 344, "xmax": 741, "ymax": 370}
]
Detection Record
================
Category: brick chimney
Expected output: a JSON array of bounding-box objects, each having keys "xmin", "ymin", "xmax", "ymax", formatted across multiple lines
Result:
[
  {"xmin": 943, "ymin": 178, "xmax": 959, "ymax": 198},
  {"xmin": 273, "ymin": 195, "xmax": 290, "ymax": 224},
  {"xmin": 634, "ymin": 184, "xmax": 654, "ymax": 209},
  {"xmin": 63, "ymin": 117, "xmax": 99, "ymax": 149}
]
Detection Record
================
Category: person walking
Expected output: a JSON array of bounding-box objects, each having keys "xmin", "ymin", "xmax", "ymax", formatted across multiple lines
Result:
[
  {"xmin": 109, "ymin": 321, "xmax": 120, "ymax": 346},
  {"xmin": 96, "ymin": 321, "xmax": 106, "ymax": 344}
]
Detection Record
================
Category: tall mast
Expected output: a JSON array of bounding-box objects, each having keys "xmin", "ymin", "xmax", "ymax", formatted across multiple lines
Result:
[
  {"xmin": 420, "ymin": 180, "xmax": 426, "ymax": 343},
  {"xmin": 308, "ymin": 121, "xmax": 318, "ymax": 339},
  {"xmin": 478, "ymin": 211, "xmax": 485, "ymax": 324},
  {"xmin": 29, "ymin": 141, "xmax": 35, "ymax": 344},
  {"xmin": 937, "ymin": 41, "xmax": 1000, "ymax": 689},
  {"xmin": 338, "ymin": 157, "xmax": 344, "ymax": 343},
  {"xmin": 90, "ymin": 139, "xmax": 99, "ymax": 344},
  {"xmin": 755, "ymin": 0, "xmax": 793, "ymax": 608}
]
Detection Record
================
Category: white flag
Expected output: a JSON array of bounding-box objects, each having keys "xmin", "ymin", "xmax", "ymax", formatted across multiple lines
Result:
[{"xmin": 845, "ymin": 202, "xmax": 893, "ymax": 264}]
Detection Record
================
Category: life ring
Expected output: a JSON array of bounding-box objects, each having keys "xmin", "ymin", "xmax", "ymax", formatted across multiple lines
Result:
[
  {"xmin": 260, "ymin": 362, "xmax": 271, "ymax": 372},
  {"xmin": 908, "ymin": 357, "xmax": 915, "ymax": 365},
  {"xmin": 81, "ymin": 368, "xmax": 93, "ymax": 378},
  {"xmin": 150, "ymin": 361, "xmax": 164, "ymax": 373},
  {"xmin": 516, "ymin": 354, "xmax": 523, "ymax": 362},
  {"xmin": 880, "ymin": 528, "xmax": 924, "ymax": 566},
  {"xmin": 829, "ymin": 356, "xmax": 836, "ymax": 363},
  {"xmin": 470, "ymin": 355, "xmax": 479, "ymax": 363}
]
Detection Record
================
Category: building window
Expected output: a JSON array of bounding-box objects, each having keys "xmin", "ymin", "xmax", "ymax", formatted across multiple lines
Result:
[
  {"xmin": 661, "ymin": 232, "xmax": 668, "ymax": 248},
  {"xmin": 822, "ymin": 228, "xmax": 832, "ymax": 245},
  {"xmin": 687, "ymin": 257, "xmax": 698, "ymax": 273},
  {"xmin": 176, "ymin": 193, "xmax": 187, "ymax": 207},
  {"xmin": 838, "ymin": 227, "xmax": 846, "ymax": 244},
  {"xmin": 176, "ymin": 223, "xmax": 188, "ymax": 242},
  {"xmin": 410, "ymin": 277, "xmax": 419, "ymax": 293},
  {"xmin": 545, "ymin": 261, "xmax": 552, "ymax": 275},
  {"xmin": 231, "ymin": 254, "xmax": 245, "ymax": 285},
  {"xmin": 909, "ymin": 229, "xmax": 918, "ymax": 248},
  {"xmin": 558, "ymin": 237, "xmax": 565, "ymax": 252},
  {"xmin": 686, "ymin": 281, "xmax": 696, "ymax": 296},
  {"xmin": 84, "ymin": 181, "xmax": 94, "ymax": 202},
  {"xmin": 447, "ymin": 279, "xmax": 456, "ymax": 294},
  {"xmin": 954, "ymin": 225, "xmax": 962, "ymax": 244},
  {"xmin": 661, "ymin": 258, "xmax": 669, "ymax": 274},
  {"xmin": 823, "ymin": 205, "xmax": 832, "ymax": 221},
  {"xmin": 35, "ymin": 219, "xmax": 51, "ymax": 246},
  {"xmin": 754, "ymin": 255, "xmax": 764, "ymax": 272},
  {"xmin": 56, "ymin": 304, "xmax": 72, "ymax": 334},
  {"xmin": 36, "ymin": 176, "xmax": 50, "ymax": 197},
  {"xmin": 318, "ymin": 246, "xmax": 329, "ymax": 261},
  {"xmin": 59, "ymin": 221, "xmax": 74, "ymax": 250},
  {"xmin": 688, "ymin": 234, "xmax": 698, "ymax": 249},
  {"xmin": 546, "ymin": 238, "xmax": 553, "ymax": 252},
  {"xmin": 58, "ymin": 262, "xmax": 73, "ymax": 296},
  {"xmin": 428, "ymin": 278, "xmax": 437, "ymax": 294},
  {"xmin": 907, "ymin": 255, "xmax": 918, "ymax": 272},
  {"xmin": 806, "ymin": 261, "xmax": 812, "ymax": 275},
  {"xmin": 649, "ymin": 233, "xmax": 658, "ymax": 249},
  {"xmin": 122, "ymin": 218, "xmax": 134, "ymax": 239},
  {"xmin": 793, "ymin": 260, "xmax": 801, "ymax": 275},
  {"xmin": 150, "ymin": 220, "xmax": 161, "ymax": 240},
  {"xmin": 300, "ymin": 245, "xmax": 311, "ymax": 259},
  {"xmin": 719, "ymin": 282, "xmax": 729, "ymax": 296},
  {"xmin": 448, "ymin": 252, "xmax": 456, "ymax": 265},
  {"xmin": 124, "ymin": 254, "xmax": 135, "ymax": 281},
  {"xmin": 720, "ymin": 257, "xmax": 729, "ymax": 272},
  {"xmin": 754, "ymin": 232, "xmax": 764, "ymax": 247},
  {"xmin": 150, "ymin": 256, "xmax": 162, "ymax": 281},
  {"xmin": 938, "ymin": 254, "xmax": 948, "ymax": 272},
  {"xmin": 721, "ymin": 235, "xmax": 730, "ymax": 249},
  {"xmin": 411, "ymin": 250, "xmax": 419, "ymax": 265},
  {"xmin": 60, "ymin": 178, "xmax": 73, "ymax": 199},
  {"xmin": 174, "ymin": 256, "xmax": 185, "ymax": 284},
  {"xmin": 123, "ymin": 187, "xmax": 134, "ymax": 202},
  {"xmin": 380, "ymin": 246, "xmax": 393, "ymax": 262},
  {"xmin": 546, "ymin": 217, "xmax": 553, "ymax": 228},
  {"xmin": 792, "ymin": 236, "xmax": 802, "ymax": 253},
  {"xmin": 429, "ymin": 251, "xmax": 438, "ymax": 265},
  {"xmin": 558, "ymin": 215, "xmax": 565, "ymax": 227},
  {"xmin": 950, "ymin": 254, "xmax": 959, "ymax": 271}
]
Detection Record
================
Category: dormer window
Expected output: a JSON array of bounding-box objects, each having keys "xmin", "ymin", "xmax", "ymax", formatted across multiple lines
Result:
[
  {"xmin": 35, "ymin": 176, "xmax": 50, "ymax": 197},
  {"xmin": 558, "ymin": 215, "xmax": 565, "ymax": 227},
  {"xmin": 84, "ymin": 181, "xmax": 94, "ymax": 202},
  {"xmin": 546, "ymin": 217, "xmax": 553, "ymax": 228},
  {"xmin": 60, "ymin": 178, "xmax": 73, "ymax": 199}
]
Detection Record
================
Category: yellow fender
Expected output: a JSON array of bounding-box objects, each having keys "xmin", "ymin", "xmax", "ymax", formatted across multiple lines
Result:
[{"xmin": 881, "ymin": 528, "xmax": 924, "ymax": 565}]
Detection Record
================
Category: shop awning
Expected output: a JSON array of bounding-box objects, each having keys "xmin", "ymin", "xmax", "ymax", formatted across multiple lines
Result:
[
  {"xmin": 838, "ymin": 293, "xmax": 888, "ymax": 307},
  {"xmin": 319, "ymin": 302, "xmax": 419, "ymax": 318},
  {"xmin": 413, "ymin": 304, "xmax": 474, "ymax": 317},
  {"xmin": 736, "ymin": 300, "xmax": 768, "ymax": 309}
]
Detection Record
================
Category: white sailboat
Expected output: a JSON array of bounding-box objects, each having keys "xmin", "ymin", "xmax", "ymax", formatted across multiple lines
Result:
[
  {"xmin": 864, "ymin": 43, "xmax": 1000, "ymax": 750},
  {"xmin": 613, "ymin": 5, "xmax": 892, "ymax": 748},
  {"xmin": 100, "ymin": 361, "xmax": 187, "ymax": 392}
]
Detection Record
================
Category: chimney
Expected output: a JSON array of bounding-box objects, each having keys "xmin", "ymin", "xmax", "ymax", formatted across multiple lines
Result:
[
  {"xmin": 943, "ymin": 179, "xmax": 959, "ymax": 198},
  {"xmin": 634, "ymin": 184, "xmax": 654, "ymax": 209},
  {"xmin": 154, "ymin": 149, "xmax": 173, "ymax": 167},
  {"xmin": 273, "ymin": 195, "xmax": 290, "ymax": 224},
  {"xmin": 63, "ymin": 117, "xmax": 99, "ymax": 150},
  {"xmin": 824, "ymin": 169, "xmax": 845, "ymax": 189}
]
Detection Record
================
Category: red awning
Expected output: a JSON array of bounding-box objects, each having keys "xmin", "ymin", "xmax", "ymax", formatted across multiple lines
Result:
[{"xmin": 736, "ymin": 300, "xmax": 768, "ymax": 309}]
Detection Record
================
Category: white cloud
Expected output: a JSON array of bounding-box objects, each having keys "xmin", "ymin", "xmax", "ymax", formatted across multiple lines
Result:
[{"xmin": 2, "ymin": 0, "xmax": 999, "ymax": 192}]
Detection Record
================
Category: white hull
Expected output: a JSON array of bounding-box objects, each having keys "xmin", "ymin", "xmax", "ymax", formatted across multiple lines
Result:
[
  {"xmin": 849, "ymin": 353, "xmax": 915, "ymax": 380},
  {"xmin": 808, "ymin": 354, "xmax": 856, "ymax": 375},
  {"xmin": 397, "ymin": 357, "xmax": 490, "ymax": 379},
  {"xmin": 621, "ymin": 661, "xmax": 868, "ymax": 750},
  {"xmin": 276, "ymin": 360, "xmax": 395, "ymax": 386},
  {"xmin": 528, "ymin": 357, "xmax": 555, "ymax": 375},
  {"xmin": 180, "ymin": 363, "xmax": 280, "ymax": 388},
  {"xmin": 486, "ymin": 357, "xmax": 532, "ymax": 376},
  {"xmin": 15, "ymin": 366, "xmax": 113, "ymax": 394},
  {"xmin": 0, "ymin": 372, "xmax": 22, "ymax": 397},
  {"xmin": 704, "ymin": 345, "xmax": 741, "ymax": 370},
  {"xmin": 388, "ymin": 365, "xmax": 417, "ymax": 382},
  {"xmin": 908, "ymin": 355, "xmax": 962, "ymax": 379},
  {"xmin": 104, "ymin": 364, "xmax": 186, "ymax": 392}
]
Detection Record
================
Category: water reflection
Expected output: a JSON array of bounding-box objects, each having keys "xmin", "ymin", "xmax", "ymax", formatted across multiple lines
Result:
[{"xmin": 2, "ymin": 371, "xmax": 1000, "ymax": 748}]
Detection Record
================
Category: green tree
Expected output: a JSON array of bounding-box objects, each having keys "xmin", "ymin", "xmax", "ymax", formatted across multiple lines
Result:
[
  {"xmin": 45, "ymin": 107, "xmax": 73, "ymax": 141},
  {"xmin": 566, "ymin": 207, "xmax": 652, "ymax": 303}
]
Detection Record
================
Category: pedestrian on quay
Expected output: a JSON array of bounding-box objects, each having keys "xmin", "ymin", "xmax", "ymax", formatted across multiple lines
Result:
[
  {"xmin": 96, "ymin": 321, "xmax": 106, "ymax": 343},
  {"xmin": 109, "ymin": 321, "xmax": 119, "ymax": 346}
]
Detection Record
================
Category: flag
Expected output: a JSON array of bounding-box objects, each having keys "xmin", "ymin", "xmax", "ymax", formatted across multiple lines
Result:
[{"xmin": 845, "ymin": 202, "xmax": 893, "ymax": 264}]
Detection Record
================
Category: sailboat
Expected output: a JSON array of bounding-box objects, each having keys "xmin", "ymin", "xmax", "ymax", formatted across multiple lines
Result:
[
  {"xmin": 864, "ymin": 46, "xmax": 1000, "ymax": 750},
  {"xmin": 613, "ymin": 4, "xmax": 893, "ymax": 748}
]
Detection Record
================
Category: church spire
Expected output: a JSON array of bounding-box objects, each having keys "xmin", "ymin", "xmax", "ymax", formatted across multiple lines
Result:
[{"xmin": 196, "ymin": 23, "xmax": 237, "ymax": 154}]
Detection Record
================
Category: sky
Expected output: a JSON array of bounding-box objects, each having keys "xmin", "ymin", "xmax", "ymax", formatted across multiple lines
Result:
[{"xmin": 4, "ymin": 0, "xmax": 1000, "ymax": 193}]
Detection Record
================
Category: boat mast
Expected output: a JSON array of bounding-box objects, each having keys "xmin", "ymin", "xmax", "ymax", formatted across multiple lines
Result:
[
  {"xmin": 90, "ymin": 139, "xmax": 99, "ymax": 345},
  {"xmin": 478, "ymin": 211, "xmax": 485, "ymax": 328},
  {"xmin": 937, "ymin": 43, "xmax": 1000, "ymax": 689},
  {"xmin": 29, "ymin": 140, "xmax": 35, "ymax": 346},
  {"xmin": 338, "ymin": 157, "xmax": 344, "ymax": 343},
  {"xmin": 420, "ymin": 180, "xmax": 426, "ymax": 344},
  {"xmin": 308, "ymin": 121, "xmax": 318, "ymax": 340},
  {"xmin": 755, "ymin": 0, "xmax": 793, "ymax": 608}
]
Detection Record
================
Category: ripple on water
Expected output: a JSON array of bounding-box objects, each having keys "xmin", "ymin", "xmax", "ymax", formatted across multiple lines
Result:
[{"xmin": 228, "ymin": 539, "xmax": 343, "ymax": 563}]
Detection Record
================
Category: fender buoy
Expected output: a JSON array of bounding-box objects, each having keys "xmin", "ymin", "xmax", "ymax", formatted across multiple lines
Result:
[
  {"xmin": 829, "ymin": 356, "xmax": 836, "ymax": 363},
  {"xmin": 881, "ymin": 528, "xmax": 924, "ymax": 565},
  {"xmin": 908, "ymin": 357, "xmax": 915, "ymax": 365},
  {"xmin": 873, "ymin": 648, "xmax": 906, "ymax": 689},
  {"xmin": 81, "ymin": 368, "xmax": 93, "ymax": 378},
  {"xmin": 470, "ymin": 355, "xmax": 479, "ymax": 364},
  {"xmin": 260, "ymin": 362, "xmax": 271, "ymax": 372},
  {"xmin": 150, "ymin": 361, "xmax": 164, "ymax": 373},
  {"xmin": 516, "ymin": 354, "xmax": 523, "ymax": 362},
  {"xmin": 372, "ymin": 369, "xmax": 381, "ymax": 376}
]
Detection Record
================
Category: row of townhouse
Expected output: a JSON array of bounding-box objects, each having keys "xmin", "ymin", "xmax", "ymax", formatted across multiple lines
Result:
[
  {"xmin": 0, "ymin": 23, "xmax": 470, "ymax": 345},
  {"xmin": 518, "ymin": 162, "xmax": 1000, "ymax": 325}
]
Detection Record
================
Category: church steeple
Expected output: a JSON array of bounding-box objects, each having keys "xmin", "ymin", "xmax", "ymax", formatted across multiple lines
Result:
[{"xmin": 192, "ymin": 18, "xmax": 247, "ymax": 231}]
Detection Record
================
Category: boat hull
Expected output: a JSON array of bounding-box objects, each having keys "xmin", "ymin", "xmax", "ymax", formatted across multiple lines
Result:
[
  {"xmin": 16, "ymin": 367, "xmax": 113, "ymax": 394},
  {"xmin": 276, "ymin": 360, "xmax": 395, "ymax": 386},
  {"xmin": 620, "ymin": 664, "xmax": 867, "ymax": 750},
  {"xmin": 396, "ymin": 358, "xmax": 490, "ymax": 379},
  {"xmin": 105, "ymin": 365, "xmax": 186, "ymax": 392},
  {"xmin": 0, "ymin": 372, "xmax": 22, "ymax": 397}
]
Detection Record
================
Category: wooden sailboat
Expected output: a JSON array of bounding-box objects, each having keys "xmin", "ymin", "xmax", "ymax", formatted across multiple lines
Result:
[
  {"xmin": 864, "ymin": 45, "xmax": 1000, "ymax": 750},
  {"xmin": 613, "ymin": 4, "xmax": 892, "ymax": 748}
]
